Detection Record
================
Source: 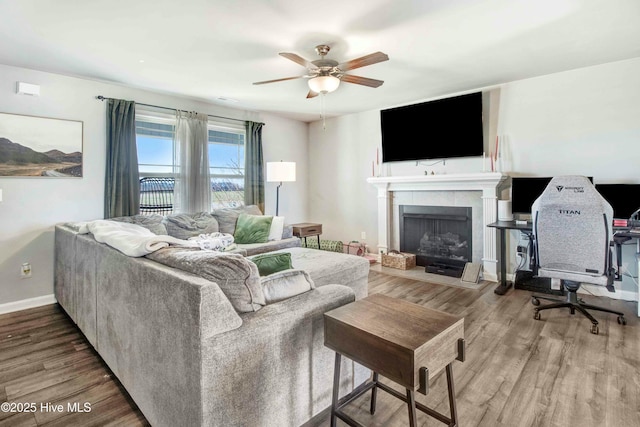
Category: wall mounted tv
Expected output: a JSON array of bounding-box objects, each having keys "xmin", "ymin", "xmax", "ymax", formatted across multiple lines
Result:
[{"xmin": 380, "ymin": 92, "xmax": 483, "ymax": 162}]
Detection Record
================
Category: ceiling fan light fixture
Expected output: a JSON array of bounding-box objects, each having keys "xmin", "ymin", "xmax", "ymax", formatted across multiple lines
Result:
[{"xmin": 308, "ymin": 75, "xmax": 340, "ymax": 94}]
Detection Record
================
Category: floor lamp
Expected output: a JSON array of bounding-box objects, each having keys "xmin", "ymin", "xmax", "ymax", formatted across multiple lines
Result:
[{"xmin": 266, "ymin": 161, "xmax": 296, "ymax": 216}]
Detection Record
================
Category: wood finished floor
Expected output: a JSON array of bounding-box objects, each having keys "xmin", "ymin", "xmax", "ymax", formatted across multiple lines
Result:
[{"xmin": 0, "ymin": 271, "xmax": 638, "ymax": 427}]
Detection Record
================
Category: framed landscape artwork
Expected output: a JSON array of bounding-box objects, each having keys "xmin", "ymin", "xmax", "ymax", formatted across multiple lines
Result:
[{"xmin": 0, "ymin": 112, "xmax": 83, "ymax": 177}]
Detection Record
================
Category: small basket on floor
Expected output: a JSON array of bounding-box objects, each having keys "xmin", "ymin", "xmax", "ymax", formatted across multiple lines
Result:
[{"xmin": 381, "ymin": 250, "xmax": 417, "ymax": 270}]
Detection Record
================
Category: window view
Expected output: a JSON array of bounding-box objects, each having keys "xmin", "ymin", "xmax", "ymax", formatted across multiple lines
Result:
[
  {"xmin": 208, "ymin": 127, "xmax": 245, "ymax": 209},
  {"xmin": 135, "ymin": 112, "xmax": 246, "ymax": 214},
  {"xmin": 136, "ymin": 116, "xmax": 174, "ymax": 175}
]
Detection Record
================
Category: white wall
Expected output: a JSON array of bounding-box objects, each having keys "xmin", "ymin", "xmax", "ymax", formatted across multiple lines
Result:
[
  {"xmin": 308, "ymin": 111, "xmax": 381, "ymax": 247},
  {"xmin": 497, "ymin": 59, "xmax": 640, "ymax": 180},
  {"xmin": 261, "ymin": 113, "xmax": 308, "ymax": 222},
  {"xmin": 0, "ymin": 64, "xmax": 308, "ymax": 306},
  {"xmin": 309, "ymin": 58, "xmax": 640, "ymax": 296}
]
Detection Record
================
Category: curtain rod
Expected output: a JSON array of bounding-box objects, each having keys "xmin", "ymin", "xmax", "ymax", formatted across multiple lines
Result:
[{"xmin": 95, "ymin": 95, "xmax": 264, "ymax": 125}]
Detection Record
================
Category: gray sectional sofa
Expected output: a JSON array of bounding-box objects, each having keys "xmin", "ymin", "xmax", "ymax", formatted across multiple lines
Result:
[{"xmin": 54, "ymin": 206, "xmax": 371, "ymax": 427}]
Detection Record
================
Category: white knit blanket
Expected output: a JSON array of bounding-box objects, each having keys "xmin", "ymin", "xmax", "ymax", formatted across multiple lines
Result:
[{"xmin": 76, "ymin": 220, "xmax": 196, "ymax": 257}]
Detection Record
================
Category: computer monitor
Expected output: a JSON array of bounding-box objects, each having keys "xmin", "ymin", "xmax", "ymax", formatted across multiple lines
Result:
[
  {"xmin": 511, "ymin": 177, "xmax": 552, "ymax": 216},
  {"xmin": 595, "ymin": 184, "xmax": 640, "ymax": 219},
  {"xmin": 511, "ymin": 176, "xmax": 594, "ymax": 216}
]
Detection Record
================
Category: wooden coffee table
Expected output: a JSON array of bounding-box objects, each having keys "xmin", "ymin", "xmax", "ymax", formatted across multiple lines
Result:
[{"xmin": 324, "ymin": 294, "xmax": 465, "ymax": 427}]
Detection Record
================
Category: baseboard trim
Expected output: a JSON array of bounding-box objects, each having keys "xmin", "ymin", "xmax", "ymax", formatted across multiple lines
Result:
[
  {"xmin": 0, "ymin": 294, "xmax": 57, "ymax": 315},
  {"xmin": 506, "ymin": 273, "xmax": 638, "ymax": 302},
  {"xmin": 579, "ymin": 284, "xmax": 638, "ymax": 302}
]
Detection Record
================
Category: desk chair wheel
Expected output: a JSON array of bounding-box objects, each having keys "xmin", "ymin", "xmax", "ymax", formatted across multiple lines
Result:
[
  {"xmin": 617, "ymin": 316, "xmax": 626, "ymax": 325},
  {"xmin": 533, "ymin": 310, "xmax": 541, "ymax": 320},
  {"xmin": 590, "ymin": 324, "xmax": 599, "ymax": 335},
  {"xmin": 531, "ymin": 297, "xmax": 540, "ymax": 306}
]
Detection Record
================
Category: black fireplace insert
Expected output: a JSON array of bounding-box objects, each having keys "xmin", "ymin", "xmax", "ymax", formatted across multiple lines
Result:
[{"xmin": 399, "ymin": 205, "xmax": 472, "ymax": 277}]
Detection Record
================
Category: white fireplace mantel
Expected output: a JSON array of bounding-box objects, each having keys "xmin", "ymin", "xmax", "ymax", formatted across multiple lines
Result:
[{"xmin": 366, "ymin": 172, "xmax": 508, "ymax": 281}]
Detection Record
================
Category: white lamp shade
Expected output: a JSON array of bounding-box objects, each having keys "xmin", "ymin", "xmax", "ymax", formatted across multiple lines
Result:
[
  {"xmin": 308, "ymin": 75, "xmax": 340, "ymax": 94},
  {"xmin": 266, "ymin": 162, "xmax": 296, "ymax": 182}
]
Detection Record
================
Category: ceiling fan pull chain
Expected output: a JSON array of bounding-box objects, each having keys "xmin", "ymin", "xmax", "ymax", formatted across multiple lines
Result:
[{"xmin": 321, "ymin": 92, "xmax": 326, "ymax": 130}]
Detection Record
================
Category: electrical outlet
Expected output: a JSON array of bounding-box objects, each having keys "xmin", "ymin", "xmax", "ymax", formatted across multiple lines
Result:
[
  {"xmin": 360, "ymin": 231, "xmax": 366, "ymax": 240},
  {"xmin": 551, "ymin": 278, "xmax": 561, "ymax": 290},
  {"xmin": 21, "ymin": 262, "xmax": 32, "ymax": 278}
]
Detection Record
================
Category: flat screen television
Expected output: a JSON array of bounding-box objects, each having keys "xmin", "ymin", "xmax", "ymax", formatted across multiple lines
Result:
[
  {"xmin": 511, "ymin": 176, "xmax": 594, "ymax": 215},
  {"xmin": 380, "ymin": 92, "xmax": 483, "ymax": 162},
  {"xmin": 595, "ymin": 184, "xmax": 640, "ymax": 219}
]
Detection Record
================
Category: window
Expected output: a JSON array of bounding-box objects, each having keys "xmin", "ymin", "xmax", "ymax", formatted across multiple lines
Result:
[
  {"xmin": 136, "ymin": 113, "xmax": 175, "ymax": 176},
  {"xmin": 208, "ymin": 125, "xmax": 245, "ymax": 209},
  {"xmin": 135, "ymin": 111, "xmax": 246, "ymax": 213}
]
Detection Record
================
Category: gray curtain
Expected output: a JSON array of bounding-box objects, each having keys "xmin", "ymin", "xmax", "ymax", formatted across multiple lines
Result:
[
  {"xmin": 104, "ymin": 99, "xmax": 140, "ymax": 218},
  {"xmin": 244, "ymin": 121, "xmax": 264, "ymax": 212},
  {"xmin": 173, "ymin": 111, "xmax": 211, "ymax": 213}
]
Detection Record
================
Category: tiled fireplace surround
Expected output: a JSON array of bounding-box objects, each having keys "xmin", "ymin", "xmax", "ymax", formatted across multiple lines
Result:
[{"xmin": 367, "ymin": 173, "xmax": 508, "ymax": 282}]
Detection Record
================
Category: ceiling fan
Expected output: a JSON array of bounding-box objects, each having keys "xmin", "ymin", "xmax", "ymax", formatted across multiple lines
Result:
[{"xmin": 253, "ymin": 45, "xmax": 389, "ymax": 98}]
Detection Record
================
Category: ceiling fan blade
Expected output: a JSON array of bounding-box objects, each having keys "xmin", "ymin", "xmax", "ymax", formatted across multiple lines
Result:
[
  {"xmin": 338, "ymin": 52, "xmax": 389, "ymax": 71},
  {"xmin": 306, "ymin": 90, "xmax": 319, "ymax": 99},
  {"xmin": 279, "ymin": 52, "xmax": 318, "ymax": 69},
  {"xmin": 340, "ymin": 74, "xmax": 384, "ymax": 88},
  {"xmin": 253, "ymin": 76, "xmax": 303, "ymax": 85}
]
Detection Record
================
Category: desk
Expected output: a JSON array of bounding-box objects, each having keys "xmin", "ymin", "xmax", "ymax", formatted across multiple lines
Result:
[
  {"xmin": 488, "ymin": 220, "xmax": 640, "ymax": 299},
  {"xmin": 613, "ymin": 229, "xmax": 640, "ymax": 317},
  {"xmin": 487, "ymin": 221, "xmax": 533, "ymax": 295}
]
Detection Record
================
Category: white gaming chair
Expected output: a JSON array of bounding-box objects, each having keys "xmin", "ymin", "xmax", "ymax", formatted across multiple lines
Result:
[{"xmin": 530, "ymin": 175, "xmax": 626, "ymax": 334}]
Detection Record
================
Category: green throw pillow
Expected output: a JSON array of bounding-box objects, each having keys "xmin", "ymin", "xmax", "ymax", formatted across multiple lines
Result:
[
  {"xmin": 251, "ymin": 252, "xmax": 292, "ymax": 276},
  {"xmin": 234, "ymin": 214, "xmax": 273, "ymax": 244}
]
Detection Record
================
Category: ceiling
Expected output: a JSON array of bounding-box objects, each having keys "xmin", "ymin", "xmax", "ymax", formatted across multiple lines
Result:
[{"xmin": 1, "ymin": 0, "xmax": 639, "ymax": 122}]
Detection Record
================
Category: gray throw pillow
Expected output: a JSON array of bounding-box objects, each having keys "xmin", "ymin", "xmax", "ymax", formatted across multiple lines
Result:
[
  {"xmin": 282, "ymin": 225, "xmax": 294, "ymax": 239},
  {"xmin": 163, "ymin": 212, "xmax": 219, "ymax": 240},
  {"xmin": 110, "ymin": 214, "xmax": 168, "ymax": 235},
  {"xmin": 261, "ymin": 269, "xmax": 315, "ymax": 304},
  {"xmin": 146, "ymin": 248, "xmax": 265, "ymax": 313},
  {"xmin": 212, "ymin": 205, "xmax": 263, "ymax": 235}
]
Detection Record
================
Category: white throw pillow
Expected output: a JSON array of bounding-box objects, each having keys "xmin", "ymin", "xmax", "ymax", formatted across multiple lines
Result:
[
  {"xmin": 268, "ymin": 216, "xmax": 285, "ymax": 241},
  {"xmin": 261, "ymin": 269, "xmax": 315, "ymax": 304}
]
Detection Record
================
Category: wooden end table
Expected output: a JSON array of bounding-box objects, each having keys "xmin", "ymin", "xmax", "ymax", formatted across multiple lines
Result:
[
  {"xmin": 290, "ymin": 222, "xmax": 322, "ymax": 247},
  {"xmin": 324, "ymin": 294, "xmax": 465, "ymax": 427}
]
